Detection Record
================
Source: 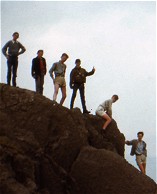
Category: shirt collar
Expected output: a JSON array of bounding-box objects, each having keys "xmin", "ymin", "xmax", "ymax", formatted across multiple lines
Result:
[{"xmin": 12, "ymin": 40, "xmax": 18, "ymax": 43}]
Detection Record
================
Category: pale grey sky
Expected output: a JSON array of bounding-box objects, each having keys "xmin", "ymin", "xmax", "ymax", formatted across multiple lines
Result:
[{"xmin": 1, "ymin": 1, "xmax": 156, "ymax": 181}]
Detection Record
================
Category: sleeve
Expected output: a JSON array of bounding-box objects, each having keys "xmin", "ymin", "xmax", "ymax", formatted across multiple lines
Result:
[
  {"xmin": 63, "ymin": 64, "xmax": 67, "ymax": 75},
  {"xmin": 49, "ymin": 63, "xmax": 56, "ymax": 78},
  {"xmin": 44, "ymin": 58, "xmax": 47, "ymax": 74},
  {"xmin": 125, "ymin": 140, "xmax": 134, "ymax": 146},
  {"xmin": 106, "ymin": 100, "xmax": 112, "ymax": 117},
  {"xmin": 69, "ymin": 69, "xmax": 74, "ymax": 87},
  {"xmin": 18, "ymin": 42, "xmax": 26, "ymax": 55},
  {"xmin": 2, "ymin": 41, "xmax": 10, "ymax": 56},
  {"xmin": 85, "ymin": 69, "xmax": 95, "ymax": 77},
  {"xmin": 31, "ymin": 59, "xmax": 36, "ymax": 77}
]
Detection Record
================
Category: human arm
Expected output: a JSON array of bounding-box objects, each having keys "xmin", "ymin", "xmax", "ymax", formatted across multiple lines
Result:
[
  {"xmin": 18, "ymin": 42, "xmax": 26, "ymax": 55},
  {"xmin": 125, "ymin": 140, "xmax": 133, "ymax": 145},
  {"xmin": 106, "ymin": 100, "xmax": 112, "ymax": 117},
  {"xmin": 31, "ymin": 59, "xmax": 37, "ymax": 79},
  {"xmin": 44, "ymin": 58, "xmax": 47, "ymax": 75},
  {"xmin": 69, "ymin": 69, "xmax": 74, "ymax": 89},
  {"xmin": 2, "ymin": 41, "xmax": 10, "ymax": 58},
  {"xmin": 49, "ymin": 63, "xmax": 56, "ymax": 83},
  {"xmin": 85, "ymin": 67, "xmax": 95, "ymax": 77}
]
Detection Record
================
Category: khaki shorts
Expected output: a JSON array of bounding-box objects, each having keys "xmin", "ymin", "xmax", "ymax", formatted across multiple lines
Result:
[
  {"xmin": 136, "ymin": 154, "xmax": 146, "ymax": 166},
  {"xmin": 95, "ymin": 106, "xmax": 106, "ymax": 117},
  {"xmin": 55, "ymin": 76, "xmax": 66, "ymax": 87}
]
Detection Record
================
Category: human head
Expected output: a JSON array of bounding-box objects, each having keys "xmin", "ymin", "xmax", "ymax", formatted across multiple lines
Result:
[
  {"xmin": 137, "ymin": 131, "xmax": 144, "ymax": 141},
  {"xmin": 61, "ymin": 53, "xmax": 69, "ymax": 63},
  {"xmin": 111, "ymin": 94, "xmax": 119, "ymax": 103},
  {"xmin": 75, "ymin": 59, "xmax": 81, "ymax": 67},
  {"xmin": 37, "ymin": 50, "xmax": 44, "ymax": 58},
  {"xmin": 12, "ymin": 32, "xmax": 19, "ymax": 40}
]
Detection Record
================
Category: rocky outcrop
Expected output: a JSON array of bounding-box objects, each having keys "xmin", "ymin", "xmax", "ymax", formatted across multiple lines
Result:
[{"xmin": 0, "ymin": 83, "xmax": 156, "ymax": 194}]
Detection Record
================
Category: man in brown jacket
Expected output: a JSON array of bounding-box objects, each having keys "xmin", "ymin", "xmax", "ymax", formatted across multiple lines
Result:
[
  {"xmin": 125, "ymin": 131, "xmax": 147, "ymax": 174},
  {"xmin": 70, "ymin": 59, "xmax": 95, "ymax": 114}
]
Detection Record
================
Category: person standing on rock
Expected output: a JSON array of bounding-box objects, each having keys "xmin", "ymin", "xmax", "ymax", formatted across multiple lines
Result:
[
  {"xmin": 125, "ymin": 131, "xmax": 147, "ymax": 174},
  {"xmin": 70, "ymin": 59, "xmax": 95, "ymax": 114},
  {"xmin": 49, "ymin": 53, "xmax": 69, "ymax": 105},
  {"xmin": 95, "ymin": 95, "xmax": 119, "ymax": 134},
  {"xmin": 31, "ymin": 50, "xmax": 47, "ymax": 95},
  {"xmin": 2, "ymin": 32, "xmax": 26, "ymax": 87}
]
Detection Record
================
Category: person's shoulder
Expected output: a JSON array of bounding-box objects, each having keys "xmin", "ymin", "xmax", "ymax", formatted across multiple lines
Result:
[
  {"xmin": 51, "ymin": 62, "xmax": 58, "ymax": 67},
  {"xmin": 32, "ymin": 57, "xmax": 38, "ymax": 61},
  {"xmin": 42, "ymin": 57, "xmax": 46, "ymax": 60},
  {"xmin": 132, "ymin": 139, "xmax": 138, "ymax": 143},
  {"xmin": 142, "ymin": 140, "xmax": 146, "ymax": 144},
  {"xmin": 17, "ymin": 41, "xmax": 24, "ymax": 45},
  {"xmin": 5, "ymin": 40, "xmax": 12, "ymax": 45},
  {"xmin": 80, "ymin": 67, "xmax": 86, "ymax": 72},
  {"xmin": 105, "ymin": 99, "xmax": 111, "ymax": 103}
]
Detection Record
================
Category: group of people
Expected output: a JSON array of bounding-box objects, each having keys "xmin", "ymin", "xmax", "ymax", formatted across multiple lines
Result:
[{"xmin": 2, "ymin": 32, "xmax": 147, "ymax": 175}]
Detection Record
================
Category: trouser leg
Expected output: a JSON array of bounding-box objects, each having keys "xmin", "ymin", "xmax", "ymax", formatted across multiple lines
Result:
[
  {"xmin": 7, "ymin": 59, "xmax": 12, "ymax": 85},
  {"xmin": 35, "ymin": 76, "xmax": 41, "ymax": 94},
  {"xmin": 79, "ymin": 84, "xmax": 87, "ymax": 112},
  {"xmin": 40, "ymin": 73, "xmax": 45, "ymax": 95},
  {"xmin": 12, "ymin": 57, "xmax": 18, "ymax": 87},
  {"xmin": 70, "ymin": 85, "xmax": 78, "ymax": 109}
]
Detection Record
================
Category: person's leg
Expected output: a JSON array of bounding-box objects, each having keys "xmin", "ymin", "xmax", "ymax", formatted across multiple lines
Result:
[
  {"xmin": 7, "ymin": 58, "xmax": 12, "ymax": 85},
  {"xmin": 70, "ymin": 84, "xmax": 78, "ymax": 109},
  {"xmin": 35, "ymin": 76, "xmax": 41, "ymax": 93},
  {"xmin": 136, "ymin": 155, "xmax": 145, "ymax": 174},
  {"xmin": 12, "ymin": 57, "xmax": 18, "ymax": 87},
  {"xmin": 102, "ymin": 113, "xmax": 112, "ymax": 130},
  {"xmin": 141, "ymin": 154, "xmax": 146, "ymax": 174},
  {"xmin": 53, "ymin": 83, "xmax": 60, "ymax": 101},
  {"xmin": 138, "ymin": 163, "xmax": 145, "ymax": 174},
  {"xmin": 60, "ymin": 86, "xmax": 66, "ymax": 105},
  {"xmin": 79, "ymin": 84, "xmax": 89, "ymax": 113},
  {"xmin": 142, "ymin": 163, "xmax": 146, "ymax": 174},
  {"xmin": 40, "ymin": 73, "xmax": 44, "ymax": 95}
]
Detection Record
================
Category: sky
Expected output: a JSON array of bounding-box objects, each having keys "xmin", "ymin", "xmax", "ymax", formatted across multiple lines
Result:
[{"xmin": 0, "ymin": 1, "xmax": 156, "ymax": 182}]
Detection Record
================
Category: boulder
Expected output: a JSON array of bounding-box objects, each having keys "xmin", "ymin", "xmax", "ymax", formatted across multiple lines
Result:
[{"xmin": 0, "ymin": 83, "xmax": 156, "ymax": 194}]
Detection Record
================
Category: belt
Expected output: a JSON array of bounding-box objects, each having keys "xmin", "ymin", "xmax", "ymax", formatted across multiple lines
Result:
[
  {"xmin": 56, "ymin": 75, "xmax": 64, "ymax": 77},
  {"xmin": 135, "ymin": 153, "xmax": 142, "ymax": 156}
]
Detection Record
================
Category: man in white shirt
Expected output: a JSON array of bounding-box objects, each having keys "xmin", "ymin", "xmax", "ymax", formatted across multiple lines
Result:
[{"xmin": 96, "ymin": 95, "xmax": 119, "ymax": 134}]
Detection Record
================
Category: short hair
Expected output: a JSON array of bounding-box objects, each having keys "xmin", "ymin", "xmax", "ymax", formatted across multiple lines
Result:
[
  {"xmin": 13, "ymin": 32, "xmax": 19, "ymax": 36},
  {"xmin": 61, "ymin": 53, "xmax": 69, "ymax": 58},
  {"xmin": 75, "ymin": 59, "xmax": 81, "ymax": 63},
  {"xmin": 137, "ymin": 131, "xmax": 144, "ymax": 136},
  {"xmin": 37, "ymin": 50, "xmax": 43, "ymax": 54},
  {"xmin": 112, "ymin": 94, "xmax": 119, "ymax": 101}
]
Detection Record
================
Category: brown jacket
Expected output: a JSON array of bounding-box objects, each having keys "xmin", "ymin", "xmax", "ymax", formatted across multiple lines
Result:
[{"xmin": 70, "ymin": 66, "xmax": 94, "ymax": 87}]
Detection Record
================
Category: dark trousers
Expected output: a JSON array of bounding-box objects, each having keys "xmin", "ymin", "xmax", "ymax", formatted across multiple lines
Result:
[
  {"xmin": 35, "ymin": 73, "xmax": 45, "ymax": 95},
  {"xmin": 70, "ymin": 83, "xmax": 87, "ymax": 111},
  {"xmin": 7, "ymin": 56, "xmax": 18, "ymax": 86}
]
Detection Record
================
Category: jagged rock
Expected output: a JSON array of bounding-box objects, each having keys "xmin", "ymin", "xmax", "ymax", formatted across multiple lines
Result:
[
  {"xmin": 0, "ymin": 83, "xmax": 156, "ymax": 194},
  {"xmin": 70, "ymin": 146, "xmax": 156, "ymax": 194}
]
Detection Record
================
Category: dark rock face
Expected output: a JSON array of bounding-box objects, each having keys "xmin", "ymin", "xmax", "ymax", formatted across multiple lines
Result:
[{"xmin": 0, "ymin": 83, "xmax": 156, "ymax": 194}]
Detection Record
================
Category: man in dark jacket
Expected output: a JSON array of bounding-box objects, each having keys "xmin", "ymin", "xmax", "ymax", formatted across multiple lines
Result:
[
  {"xmin": 125, "ymin": 131, "xmax": 147, "ymax": 174},
  {"xmin": 2, "ymin": 32, "xmax": 26, "ymax": 87},
  {"xmin": 70, "ymin": 59, "xmax": 95, "ymax": 114},
  {"xmin": 32, "ymin": 50, "xmax": 47, "ymax": 95}
]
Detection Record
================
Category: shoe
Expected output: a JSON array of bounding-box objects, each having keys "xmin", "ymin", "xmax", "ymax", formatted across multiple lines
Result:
[{"xmin": 83, "ymin": 110, "xmax": 91, "ymax": 114}]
